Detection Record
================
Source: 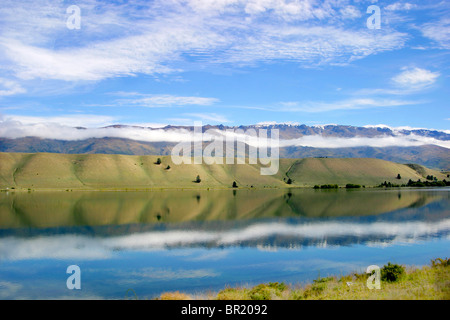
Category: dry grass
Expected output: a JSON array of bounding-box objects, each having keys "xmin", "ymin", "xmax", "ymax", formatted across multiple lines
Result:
[
  {"xmin": 158, "ymin": 291, "xmax": 192, "ymax": 300},
  {"xmin": 1, "ymin": 152, "xmax": 445, "ymax": 190},
  {"xmin": 155, "ymin": 259, "xmax": 450, "ymax": 300}
]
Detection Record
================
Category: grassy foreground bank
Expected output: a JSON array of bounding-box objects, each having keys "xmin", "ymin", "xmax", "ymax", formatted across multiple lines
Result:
[{"xmin": 156, "ymin": 258, "xmax": 450, "ymax": 300}]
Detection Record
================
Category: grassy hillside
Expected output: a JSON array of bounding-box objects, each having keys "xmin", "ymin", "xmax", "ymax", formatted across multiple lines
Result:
[
  {"xmin": 0, "ymin": 152, "xmax": 446, "ymax": 190},
  {"xmin": 1, "ymin": 137, "xmax": 449, "ymax": 170},
  {"xmin": 286, "ymin": 158, "xmax": 447, "ymax": 187}
]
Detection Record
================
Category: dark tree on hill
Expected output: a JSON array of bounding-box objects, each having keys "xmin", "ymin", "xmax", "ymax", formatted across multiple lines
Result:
[
  {"xmin": 397, "ymin": 173, "xmax": 401, "ymax": 179},
  {"xmin": 166, "ymin": 165, "xmax": 171, "ymax": 170},
  {"xmin": 195, "ymin": 175, "xmax": 201, "ymax": 183},
  {"xmin": 155, "ymin": 158, "xmax": 162, "ymax": 165},
  {"xmin": 232, "ymin": 181, "xmax": 238, "ymax": 188},
  {"xmin": 286, "ymin": 178, "xmax": 293, "ymax": 184}
]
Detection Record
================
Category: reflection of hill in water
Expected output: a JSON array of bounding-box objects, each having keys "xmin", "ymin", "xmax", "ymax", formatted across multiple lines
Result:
[
  {"xmin": 0, "ymin": 189, "xmax": 448, "ymax": 229},
  {"xmin": 0, "ymin": 189, "xmax": 448, "ymax": 251}
]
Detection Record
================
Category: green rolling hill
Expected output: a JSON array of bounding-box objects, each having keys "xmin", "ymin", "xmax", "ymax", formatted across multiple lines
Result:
[{"xmin": 0, "ymin": 152, "xmax": 446, "ymax": 190}]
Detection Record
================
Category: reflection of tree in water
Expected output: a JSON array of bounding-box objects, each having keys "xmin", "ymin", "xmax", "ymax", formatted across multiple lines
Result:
[
  {"xmin": 284, "ymin": 191, "xmax": 293, "ymax": 203},
  {"xmin": 0, "ymin": 189, "xmax": 446, "ymax": 229},
  {"xmin": 408, "ymin": 196, "xmax": 427, "ymax": 208}
]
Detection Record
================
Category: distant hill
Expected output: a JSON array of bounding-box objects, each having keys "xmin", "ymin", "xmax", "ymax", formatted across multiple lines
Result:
[
  {"xmin": 0, "ymin": 124, "xmax": 448, "ymax": 170},
  {"xmin": 0, "ymin": 152, "xmax": 446, "ymax": 190}
]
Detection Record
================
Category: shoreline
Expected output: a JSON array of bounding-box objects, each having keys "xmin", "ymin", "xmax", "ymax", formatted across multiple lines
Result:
[
  {"xmin": 2, "ymin": 185, "xmax": 449, "ymax": 193},
  {"xmin": 155, "ymin": 258, "xmax": 450, "ymax": 300}
]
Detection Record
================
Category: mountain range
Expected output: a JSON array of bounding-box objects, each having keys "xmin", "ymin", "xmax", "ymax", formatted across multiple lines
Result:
[{"xmin": 1, "ymin": 124, "xmax": 449, "ymax": 170}]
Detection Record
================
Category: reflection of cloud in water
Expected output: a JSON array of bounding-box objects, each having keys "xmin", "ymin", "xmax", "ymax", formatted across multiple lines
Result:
[
  {"xmin": 1, "ymin": 219, "xmax": 449, "ymax": 260},
  {"xmin": 183, "ymin": 250, "xmax": 230, "ymax": 262},
  {"xmin": 0, "ymin": 281, "xmax": 22, "ymax": 299},
  {"xmin": 281, "ymin": 259, "xmax": 361, "ymax": 274},
  {"xmin": 128, "ymin": 267, "xmax": 219, "ymax": 280},
  {"xmin": 0, "ymin": 235, "xmax": 112, "ymax": 260}
]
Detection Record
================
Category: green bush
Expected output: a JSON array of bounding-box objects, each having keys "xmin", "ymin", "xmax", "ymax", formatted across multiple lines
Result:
[
  {"xmin": 249, "ymin": 282, "xmax": 287, "ymax": 300},
  {"xmin": 345, "ymin": 184, "xmax": 361, "ymax": 188},
  {"xmin": 320, "ymin": 184, "xmax": 338, "ymax": 189},
  {"xmin": 313, "ymin": 276, "xmax": 333, "ymax": 284},
  {"xmin": 431, "ymin": 257, "xmax": 450, "ymax": 268},
  {"xmin": 381, "ymin": 262, "xmax": 405, "ymax": 282}
]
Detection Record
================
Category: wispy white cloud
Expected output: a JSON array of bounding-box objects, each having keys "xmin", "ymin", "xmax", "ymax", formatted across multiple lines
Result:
[
  {"xmin": 183, "ymin": 113, "xmax": 230, "ymax": 123},
  {"xmin": 114, "ymin": 94, "xmax": 219, "ymax": 108},
  {"xmin": 217, "ymin": 24, "xmax": 406, "ymax": 66},
  {"xmin": 421, "ymin": 18, "xmax": 450, "ymax": 49},
  {"xmin": 339, "ymin": 5, "xmax": 362, "ymax": 19},
  {"xmin": 385, "ymin": 2, "xmax": 417, "ymax": 11},
  {"xmin": 352, "ymin": 66, "xmax": 440, "ymax": 99},
  {"xmin": 242, "ymin": 0, "xmax": 334, "ymax": 20},
  {"xmin": 0, "ymin": 78, "xmax": 26, "ymax": 96},
  {"xmin": 256, "ymin": 121, "xmax": 300, "ymax": 126},
  {"xmin": 0, "ymin": 0, "xmax": 408, "ymax": 82},
  {"xmin": 275, "ymin": 98, "xmax": 421, "ymax": 113},
  {"xmin": 3, "ymin": 114, "xmax": 116, "ymax": 128},
  {"xmin": 392, "ymin": 67, "xmax": 440, "ymax": 88}
]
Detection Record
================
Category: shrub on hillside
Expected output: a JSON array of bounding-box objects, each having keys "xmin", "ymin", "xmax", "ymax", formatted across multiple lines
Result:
[
  {"xmin": 381, "ymin": 262, "xmax": 405, "ymax": 283},
  {"xmin": 320, "ymin": 184, "xmax": 338, "ymax": 189},
  {"xmin": 431, "ymin": 257, "xmax": 450, "ymax": 268},
  {"xmin": 249, "ymin": 282, "xmax": 287, "ymax": 300}
]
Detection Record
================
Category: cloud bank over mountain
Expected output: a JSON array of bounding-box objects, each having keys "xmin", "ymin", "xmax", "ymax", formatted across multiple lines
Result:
[{"xmin": 0, "ymin": 117, "xmax": 448, "ymax": 149}]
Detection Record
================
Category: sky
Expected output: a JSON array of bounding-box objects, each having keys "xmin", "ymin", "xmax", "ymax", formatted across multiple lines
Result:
[{"xmin": 0, "ymin": 0, "xmax": 449, "ymax": 132}]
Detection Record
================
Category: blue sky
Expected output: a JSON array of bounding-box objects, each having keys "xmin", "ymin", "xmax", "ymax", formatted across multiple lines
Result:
[{"xmin": 0, "ymin": 0, "xmax": 449, "ymax": 130}]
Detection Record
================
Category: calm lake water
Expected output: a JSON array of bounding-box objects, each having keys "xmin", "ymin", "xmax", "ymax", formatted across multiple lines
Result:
[{"xmin": 0, "ymin": 188, "xmax": 449, "ymax": 299}]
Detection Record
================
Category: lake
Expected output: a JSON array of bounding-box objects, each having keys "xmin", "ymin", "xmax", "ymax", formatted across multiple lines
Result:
[{"xmin": 0, "ymin": 188, "xmax": 449, "ymax": 299}]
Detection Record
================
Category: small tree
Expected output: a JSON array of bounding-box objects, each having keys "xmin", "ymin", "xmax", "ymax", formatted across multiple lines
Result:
[
  {"xmin": 396, "ymin": 173, "xmax": 401, "ymax": 179},
  {"xmin": 155, "ymin": 158, "xmax": 162, "ymax": 165},
  {"xmin": 195, "ymin": 175, "xmax": 201, "ymax": 183},
  {"xmin": 286, "ymin": 178, "xmax": 292, "ymax": 185},
  {"xmin": 232, "ymin": 181, "xmax": 238, "ymax": 188},
  {"xmin": 165, "ymin": 165, "xmax": 171, "ymax": 170},
  {"xmin": 381, "ymin": 262, "xmax": 405, "ymax": 283}
]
